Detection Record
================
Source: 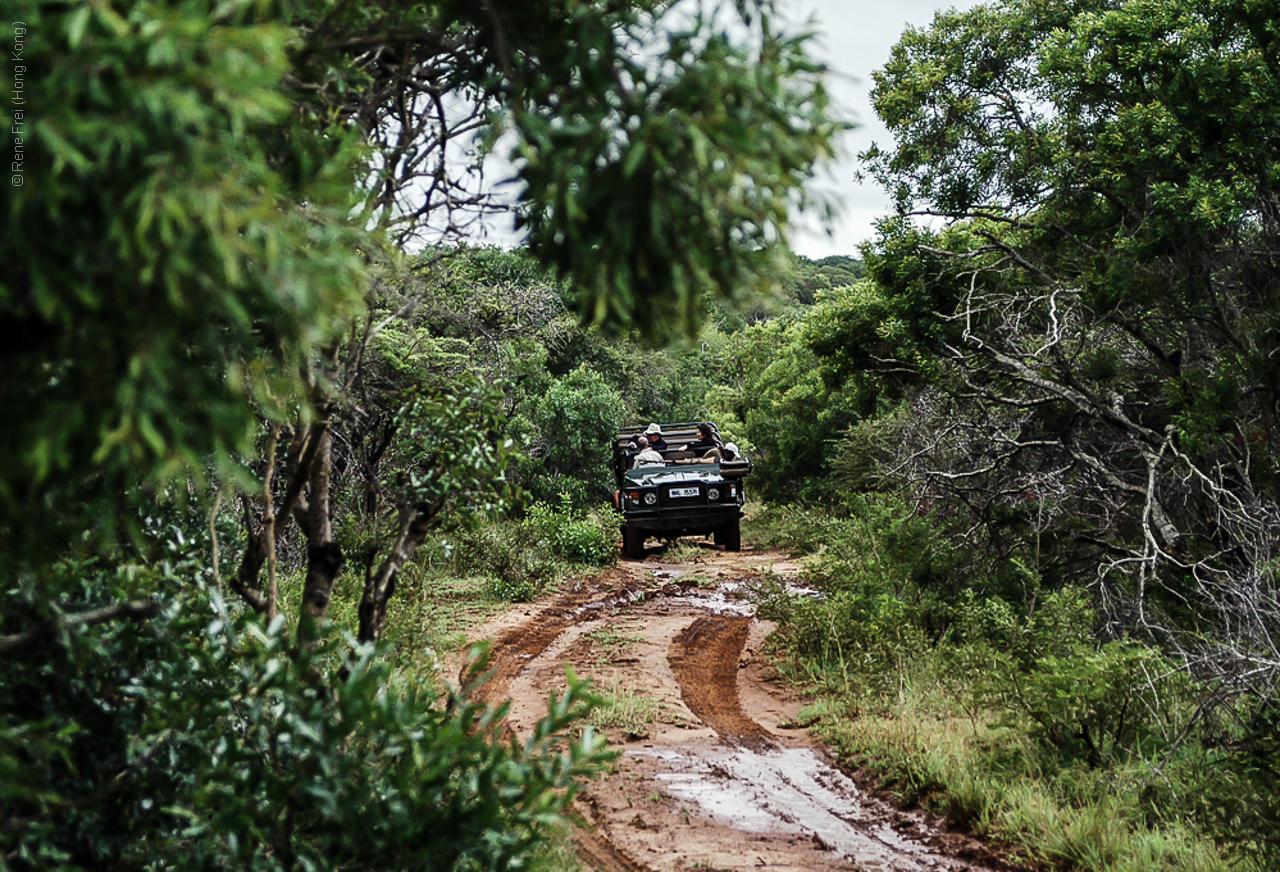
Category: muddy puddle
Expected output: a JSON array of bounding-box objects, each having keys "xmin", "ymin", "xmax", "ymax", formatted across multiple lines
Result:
[{"xmin": 637, "ymin": 744, "xmax": 975, "ymax": 870}]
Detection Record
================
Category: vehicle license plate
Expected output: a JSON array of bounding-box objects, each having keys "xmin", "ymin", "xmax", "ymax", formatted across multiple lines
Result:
[{"xmin": 668, "ymin": 486, "xmax": 699, "ymax": 498}]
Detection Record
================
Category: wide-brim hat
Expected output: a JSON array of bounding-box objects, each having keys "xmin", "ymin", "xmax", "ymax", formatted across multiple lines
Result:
[{"xmin": 645, "ymin": 423, "xmax": 662, "ymax": 435}]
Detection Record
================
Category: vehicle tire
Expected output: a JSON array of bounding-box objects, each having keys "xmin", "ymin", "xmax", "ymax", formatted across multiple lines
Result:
[
  {"xmin": 622, "ymin": 525, "xmax": 646, "ymax": 560},
  {"xmin": 720, "ymin": 517, "xmax": 741, "ymax": 552}
]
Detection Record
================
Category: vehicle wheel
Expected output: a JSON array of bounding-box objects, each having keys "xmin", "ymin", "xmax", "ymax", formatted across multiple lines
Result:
[
  {"xmin": 719, "ymin": 517, "xmax": 741, "ymax": 552},
  {"xmin": 622, "ymin": 525, "xmax": 646, "ymax": 560}
]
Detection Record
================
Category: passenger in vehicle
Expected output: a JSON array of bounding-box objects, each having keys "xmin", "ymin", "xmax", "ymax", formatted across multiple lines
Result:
[
  {"xmin": 700, "ymin": 441, "xmax": 739, "ymax": 462},
  {"xmin": 681, "ymin": 422, "xmax": 723, "ymax": 458},
  {"xmin": 631, "ymin": 435, "xmax": 664, "ymax": 467},
  {"xmin": 627, "ymin": 424, "xmax": 667, "ymax": 453},
  {"xmin": 644, "ymin": 422, "xmax": 668, "ymax": 452}
]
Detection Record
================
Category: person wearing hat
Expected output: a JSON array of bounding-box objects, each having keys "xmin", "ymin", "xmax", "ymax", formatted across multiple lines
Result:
[{"xmin": 643, "ymin": 422, "xmax": 668, "ymax": 452}]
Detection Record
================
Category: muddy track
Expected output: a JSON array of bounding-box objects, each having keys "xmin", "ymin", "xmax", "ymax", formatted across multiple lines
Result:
[
  {"xmin": 460, "ymin": 546, "xmax": 1025, "ymax": 872},
  {"xmin": 670, "ymin": 616, "xmax": 775, "ymax": 752}
]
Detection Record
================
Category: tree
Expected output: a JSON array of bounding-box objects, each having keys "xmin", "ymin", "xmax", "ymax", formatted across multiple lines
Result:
[
  {"xmin": 282, "ymin": 0, "xmax": 847, "ymax": 337},
  {"xmin": 858, "ymin": 0, "xmax": 1280, "ymax": 827},
  {"xmin": 524, "ymin": 366, "xmax": 624, "ymax": 505},
  {"xmin": 0, "ymin": 0, "xmax": 370, "ymax": 560}
]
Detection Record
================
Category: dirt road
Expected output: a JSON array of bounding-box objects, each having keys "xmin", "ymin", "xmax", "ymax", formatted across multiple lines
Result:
[{"xmin": 462, "ymin": 541, "xmax": 1020, "ymax": 872}]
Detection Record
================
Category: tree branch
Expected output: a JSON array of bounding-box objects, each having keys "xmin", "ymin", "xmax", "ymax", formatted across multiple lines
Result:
[{"xmin": 0, "ymin": 600, "xmax": 162, "ymax": 655}]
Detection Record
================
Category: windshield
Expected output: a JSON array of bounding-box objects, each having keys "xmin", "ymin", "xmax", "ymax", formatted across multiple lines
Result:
[{"xmin": 624, "ymin": 463, "xmax": 721, "ymax": 485}]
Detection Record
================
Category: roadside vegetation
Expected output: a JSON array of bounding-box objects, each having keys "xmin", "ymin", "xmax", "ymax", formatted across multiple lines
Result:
[{"xmin": 748, "ymin": 505, "xmax": 1244, "ymax": 871}]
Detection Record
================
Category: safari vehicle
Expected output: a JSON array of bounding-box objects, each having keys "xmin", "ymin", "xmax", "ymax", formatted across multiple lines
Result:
[{"xmin": 611, "ymin": 422, "xmax": 751, "ymax": 559}]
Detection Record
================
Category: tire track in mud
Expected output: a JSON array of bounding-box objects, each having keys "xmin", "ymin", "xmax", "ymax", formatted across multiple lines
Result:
[
  {"xmin": 460, "ymin": 572, "xmax": 663, "ymax": 872},
  {"xmin": 668, "ymin": 615, "xmax": 775, "ymax": 751},
  {"xmin": 573, "ymin": 795, "xmax": 659, "ymax": 872},
  {"xmin": 463, "ymin": 571, "xmax": 649, "ymax": 704}
]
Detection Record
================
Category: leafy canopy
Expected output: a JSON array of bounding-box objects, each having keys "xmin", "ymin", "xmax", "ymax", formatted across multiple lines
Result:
[{"xmin": 1, "ymin": 0, "xmax": 370, "ymax": 554}]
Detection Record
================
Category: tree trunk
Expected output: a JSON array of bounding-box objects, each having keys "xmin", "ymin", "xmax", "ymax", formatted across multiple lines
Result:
[
  {"xmin": 230, "ymin": 423, "xmax": 323, "ymax": 613},
  {"xmin": 356, "ymin": 502, "xmax": 436, "ymax": 645},
  {"xmin": 298, "ymin": 425, "xmax": 344, "ymax": 644}
]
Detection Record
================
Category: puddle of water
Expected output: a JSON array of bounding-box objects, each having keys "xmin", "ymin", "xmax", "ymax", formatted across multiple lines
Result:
[
  {"xmin": 634, "ymin": 745, "xmax": 944, "ymax": 869},
  {"xmin": 666, "ymin": 578, "xmax": 822, "ymax": 616},
  {"xmin": 666, "ymin": 587, "xmax": 755, "ymax": 616},
  {"xmin": 646, "ymin": 564, "xmax": 688, "ymax": 578}
]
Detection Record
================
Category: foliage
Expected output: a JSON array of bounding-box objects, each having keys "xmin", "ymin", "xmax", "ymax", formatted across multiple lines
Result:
[
  {"xmin": 851, "ymin": 7, "xmax": 1280, "ymax": 858},
  {"xmin": 754, "ymin": 508, "xmax": 1236, "ymax": 870},
  {"xmin": 365, "ymin": 378, "xmax": 521, "ymax": 526},
  {"xmin": 861, "ymin": 0, "xmax": 1280, "ymax": 601},
  {"xmin": 518, "ymin": 366, "xmax": 624, "ymax": 505},
  {"xmin": 704, "ymin": 270, "xmax": 928, "ymax": 501},
  {"xmin": 970, "ymin": 622, "xmax": 1195, "ymax": 767},
  {"xmin": 705, "ymin": 315, "xmax": 847, "ymax": 501},
  {"xmin": 442, "ymin": 500, "xmax": 620, "ymax": 603},
  {"xmin": 1200, "ymin": 699, "xmax": 1280, "ymax": 867},
  {"xmin": 278, "ymin": 0, "xmax": 846, "ymax": 335},
  {"xmin": 525, "ymin": 495, "xmax": 622, "ymax": 567},
  {"xmin": 153, "ymin": 635, "xmax": 605, "ymax": 872},
  {"xmin": 740, "ymin": 502, "xmax": 850, "ymax": 556},
  {"xmin": 2, "ymin": 0, "xmax": 849, "ymax": 868},
  {"xmin": 506, "ymin": 1, "xmax": 848, "ymax": 338},
  {"xmin": 0, "ymin": 556, "xmax": 608, "ymax": 871},
  {"xmin": 0, "ymin": 0, "xmax": 369, "ymax": 556},
  {"xmin": 755, "ymin": 496, "xmax": 953, "ymax": 684},
  {"xmin": 1017, "ymin": 643, "xmax": 1184, "ymax": 764},
  {"xmin": 783, "ymin": 255, "xmax": 866, "ymax": 307}
]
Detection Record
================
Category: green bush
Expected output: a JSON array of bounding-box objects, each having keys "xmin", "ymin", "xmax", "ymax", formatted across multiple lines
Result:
[
  {"xmin": 520, "ymin": 367, "xmax": 622, "ymax": 506},
  {"xmin": 452, "ymin": 524, "xmax": 559, "ymax": 602},
  {"xmin": 981, "ymin": 641, "xmax": 1190, "ymax": 766},
  {"xmin": 0, "ymin": 557, "xmax": 609, "ymax": 871},
  {"xmin": 1200, "ymin": 699, "xmax": 1280, "ymax": 867},
  {"xmin": 525, "ymin": 496, "xmax": 621, "ymax": 566},
  {"xmin": 953, "ymin": 583, "xmax": 1095, "ymax": 666},
  {"xmin": 781, "ymin": 588, "xmax": 928, "ymax": 684},
  {"xmin": 444, "ymin": 499, "xmax": 618, "ymax": 603},
  {"xmin": 742, "ymin": 502, "xmax": 848, "ymax": 555}
]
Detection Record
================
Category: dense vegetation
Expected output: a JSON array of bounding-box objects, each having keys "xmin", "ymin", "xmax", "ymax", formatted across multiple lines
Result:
[
  {"xmin": 4, "ymin": 0, "xmax": 1280, "ymax": 869},
  {"xmin": 0, "ymin": 0, "xmax": 840, "ymax": 868}
]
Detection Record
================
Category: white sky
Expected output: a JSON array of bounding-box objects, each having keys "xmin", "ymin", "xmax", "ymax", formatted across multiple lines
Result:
[{"xmin": 782, "ymin": 0, "xmax": 981, "ymax": 259}]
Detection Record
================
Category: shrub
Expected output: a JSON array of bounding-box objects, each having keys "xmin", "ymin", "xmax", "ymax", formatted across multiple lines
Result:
[
  {"xmin": 525, "ymin": 495, "xmax": 621, "ymax": 566},
  {"xmin": 452, "ymin": 523, "xmax": 559, "ymax": 602},
  {"xmin": 1201, "ymin": 699, "xmax": 1280, "ymax": 867},
  {"xmin": 0, "ymin": 557, "xmax": 609, "ymax": 871}
]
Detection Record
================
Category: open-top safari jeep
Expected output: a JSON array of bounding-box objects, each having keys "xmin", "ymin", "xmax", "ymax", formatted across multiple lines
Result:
[{"xmin": 610, "ymin": 422, "xmax": 751, "ymax": 559}]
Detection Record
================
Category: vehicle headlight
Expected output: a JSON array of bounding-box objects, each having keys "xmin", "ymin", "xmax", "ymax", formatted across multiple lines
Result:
[
  {"xmin": 707, "ymin": 487, "xmax": 721, "ymax": 501},
  {"xmin": 643, "ymin": 492, "xmax": 658, "ymax": 506}
]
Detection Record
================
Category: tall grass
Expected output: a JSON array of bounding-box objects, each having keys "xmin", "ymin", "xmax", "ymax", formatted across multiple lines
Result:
[{"xmin": 746, "ymin": 498, "xmax": 1247, "ymax": 872}]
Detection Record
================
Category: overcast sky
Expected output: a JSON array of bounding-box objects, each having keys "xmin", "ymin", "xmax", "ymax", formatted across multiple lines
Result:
[{"xmin": 782, "ymin": 0, "xmax": 978, "ymax": 259}]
